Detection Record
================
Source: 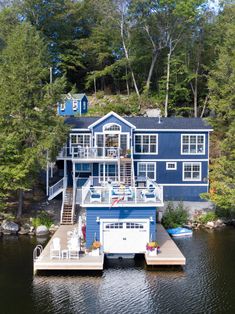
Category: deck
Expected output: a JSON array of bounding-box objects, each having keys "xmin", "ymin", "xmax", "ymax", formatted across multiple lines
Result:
[
  {"xmin": 34, "ymin": 225, "xmax": 104, "ymax": 274},
  {"xmin": 145, "ymin": 224, "xmax": 186, "ymax": 266}
]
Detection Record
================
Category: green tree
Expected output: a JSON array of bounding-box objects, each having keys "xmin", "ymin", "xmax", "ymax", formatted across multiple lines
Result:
[{"xmin": 0, "ymin": 22, "xmax": 68, "ymax": 217}]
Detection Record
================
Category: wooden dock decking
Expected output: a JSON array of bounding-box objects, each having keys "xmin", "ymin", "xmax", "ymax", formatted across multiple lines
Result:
[
  {"xmin": 145, "ymin": 224, "xmax": 186, "ymax": 266},
  {"xmin": 34, "ymin": 225, "xmax": 104, "ymax": 274}
]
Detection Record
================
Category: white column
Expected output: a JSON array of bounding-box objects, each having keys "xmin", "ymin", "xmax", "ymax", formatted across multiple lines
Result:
[
  {"xmin": 64, "ymin": 159, "xmax": 67, "ymax": 178},
  {"xmin": 46, "ymin": 161, "xmax": 49, "ymax": 196}
]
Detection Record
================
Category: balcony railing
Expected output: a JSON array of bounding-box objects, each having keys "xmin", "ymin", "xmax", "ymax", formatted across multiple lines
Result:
[
  {"xmin": 57, "ymin": 146, "xmax": 121, "ymax": 160},
  {"xmin": 79, "ymin": 176, "xmax": 164, "ymax": 207}
]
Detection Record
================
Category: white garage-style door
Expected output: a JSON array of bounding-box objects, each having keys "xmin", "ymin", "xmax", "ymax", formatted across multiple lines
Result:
[{"xmin": 102, "ymin": 220, "xmax": 149, "ymax": 254}]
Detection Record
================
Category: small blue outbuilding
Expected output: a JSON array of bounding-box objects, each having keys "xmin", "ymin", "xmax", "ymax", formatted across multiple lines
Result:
[{"xmin": 57, "ymin": 93, "xmax": 88, "ymax": 116}]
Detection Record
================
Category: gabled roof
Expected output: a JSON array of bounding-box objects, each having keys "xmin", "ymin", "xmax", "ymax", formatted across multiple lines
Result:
[
  {"xmin": 65, "ymin": 115, "xmax": 213, "ymax": 131},
  {"xmin": 61, "ymin": 93, "xmax": 87, "ymax": 101},
  {"xmin": 88, "ymin": 111, "xmax": 136, "ymax": 129}
]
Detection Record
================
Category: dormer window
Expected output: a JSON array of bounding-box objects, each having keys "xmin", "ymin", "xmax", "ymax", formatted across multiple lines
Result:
[
  {"xmin": 61, "ymin": 102, "xmax": 66, "ymax": 111},
  {"xmin": 73, "ymin": 100, "xmax": 78, "ymax": 111},
  {"xmin": 103, "ymin": 123, "xmax": 121, "ymax": 132}
]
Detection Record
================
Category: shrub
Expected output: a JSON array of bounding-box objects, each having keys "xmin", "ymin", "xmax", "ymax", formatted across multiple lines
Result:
[
  {"xmin": 198, "ymin": 211, "xmax": 218, "ymax": 224},
  {"xmin": 162, "ymin": 202, "xmax": 188, "ymax": 228},
  {"xmin": 31, "ymin": 210, "xmax": 53, "ymax": 228}
]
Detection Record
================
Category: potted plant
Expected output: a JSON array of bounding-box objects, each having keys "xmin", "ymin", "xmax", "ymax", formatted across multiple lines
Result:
[
  {"xmin": 146, "ymin": 241, "xmax": 160, "ymax": 256},
  {"xmin": 91, "ymin": 241, "xmax": 102, "ymax": 256},
  {"xmin": 125, "ymin": 149, "xmax": 131, "ymax": 158}
]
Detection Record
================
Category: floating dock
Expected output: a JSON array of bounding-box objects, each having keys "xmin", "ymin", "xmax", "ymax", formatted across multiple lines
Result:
[
  {"xmin": 33, "ymin": 225, "xmax": 104, "ymax": 274},
  {"xmin": 145, "ymin": 224, "xmax": 186, "ymax": 266}
]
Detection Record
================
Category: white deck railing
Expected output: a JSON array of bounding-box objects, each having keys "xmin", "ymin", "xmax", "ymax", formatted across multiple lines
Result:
[
  {"xmin": 49, "ymin": 176, "xmax": 67, "ymax": 199},
  {"xmin": 57, "ymin": 146, "xmax": 121, "ymax": 160},
  {"xmin": 79, "ymin": 176, "xmax": 164, "ymax": 206}
]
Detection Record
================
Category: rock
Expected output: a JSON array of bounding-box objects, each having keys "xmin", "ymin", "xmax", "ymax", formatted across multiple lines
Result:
[
  {"xmin": 215, "ymin": 219, "xmax": 225, "ymax": 228},
  {"xmin": 2, "ymin": 230, "xmax": 11, "ymax": 235},
  {"xmin": 2, "ymin": 220, "xmax": 19, "ymax": 234},
  {"xmin": 206, "ymin": 221, "xmax": 215, "ymax": 229},
  {"xmin": 36, "ymin": 225, "xmax": 49, "ymax": 237},
  {"xmin": 18, "ymin": 227, "xmax": 29, "ymax": 235},
  {"xmin": 49, "ymin": 224, "xmax": 59, "ymax": 234}
]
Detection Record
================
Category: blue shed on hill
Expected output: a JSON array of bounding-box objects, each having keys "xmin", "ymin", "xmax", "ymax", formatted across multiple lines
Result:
[{"xmin": 57, "ymin": 93, "xmax": 88, "ymax": 116}]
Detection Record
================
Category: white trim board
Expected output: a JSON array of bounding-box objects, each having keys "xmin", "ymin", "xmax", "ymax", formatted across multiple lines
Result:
[
  {"xmin": 160, "ymin": 183, "xmax": 208, "ymax": 186},
  {"xmin": 134, "ymin": 129, "xmax": 213, "ymax": 132},
  {"xmin": 88, "ymin": 111, "xmax": 136, "ymax": 129},
  {"xmin": 133, "ymin": 159, "xmax": 209, "ymax": 162}
]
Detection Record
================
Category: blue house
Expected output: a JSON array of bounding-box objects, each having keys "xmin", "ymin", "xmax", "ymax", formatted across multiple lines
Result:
[
  {"xmin": 47, "ymin": 111, "xmax": 212, "ymax": 254},
  {"xmin": 57, "ymin": 93, "xmax": 88, "ymax": 116}
]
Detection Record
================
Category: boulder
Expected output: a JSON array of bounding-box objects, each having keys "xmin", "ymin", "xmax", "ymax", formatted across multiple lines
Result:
[
  {"xmin": 2, "ymin": 220, "xmax": 19, "ymax": 233},
  {"xmin": 215, "ymin": 219, "xmax": 225, "ymax": 228},
  {"xmin": 18, "ymin": 227, "xmax": 29, "ymax": 235},
  {"xmin": 206, "ymin": 221, "xmax": 215, "ymax": 229},
  {"xmin": 36, "ymin": 225, "xmax": 49, "ymax": 237}
]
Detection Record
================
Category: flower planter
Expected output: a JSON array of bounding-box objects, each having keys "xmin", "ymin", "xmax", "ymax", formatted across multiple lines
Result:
[
  {"xmin": 91, "ymin": 248, "xmax": 100, "ymax": 256},
  {"xmin": 148, "ymin": 248, "xmax": 157, "ymax": 256}
]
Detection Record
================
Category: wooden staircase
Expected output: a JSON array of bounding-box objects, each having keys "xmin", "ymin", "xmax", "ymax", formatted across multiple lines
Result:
[
  {"xmin": 61, "ymin": 188, "xmax": 75, "ymax": 225},
  {"xmin": 120, "ymin": 158, "xmax": 133, "ymax": 185}
]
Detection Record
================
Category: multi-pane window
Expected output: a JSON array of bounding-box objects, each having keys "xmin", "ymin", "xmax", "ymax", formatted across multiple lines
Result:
[
  {"xmin": 166, "ymin": 162, "xmax": 177, "ymax": 170},
  {"xmin": 70, "ymin": 134, "xmax": 91, "ymax": 148},
  {"xmin": 105, "ymin": 223, "xmax": 123, "ymax": 229},
  {"xmin": 126, "ymin": 223, "xmax": 144, "ymax": 229},
  {"xmin": 99, "ymin": 163, "xmax": 118, "ymax": 182},
  {"xmin": 61, "ymin": 102, "xmax": 66, "ymax": 111},
  {"xmin": 137, "ymin": 162, "xmax": 156, "ymax": 180},
  {"xmin": 183, "ymin": 162, "xmax": 201, "ymax": 181},
  {"xmin": 103, "ymin": 123, "xmax": 121, "ymax": 131},
  {"xmin": 135, "ymin": 134, "xmax": 158, "ymax": 154},
  {"xmin": 181, "ymin": 135, "xmax": 205, "ymax": 154}
]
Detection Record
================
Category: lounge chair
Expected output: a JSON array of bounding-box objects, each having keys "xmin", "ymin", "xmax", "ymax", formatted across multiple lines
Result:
[
  {"xmin": 141, "ymin": 188, "xmax": 157, "ymax": 202},
  {"xmin": 90, "ymin": 186, "xmax": 102, "ymax": 203},
  {"xmin": 50, "ymin": 237, "xmax": 61, "ymax": 259},
  {"xmin": 68, "ymin": 237, "xmax": 80, "ymax": 259}
]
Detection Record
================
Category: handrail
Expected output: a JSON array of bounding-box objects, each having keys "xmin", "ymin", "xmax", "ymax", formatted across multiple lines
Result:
[
  {"xmin": 33, "ymin": 244, "xmax": 43, "ymax": 262},
  {"xmin": 60, "ymin": 176, "xmax": 68, "ymax": 223},
  {"xmin": 81, "ymin": 177, "xmax": 91, "ymax": 204},
  {"xmin": 49, "ymin": 177, "xmax": 65, "ymax": 197}
]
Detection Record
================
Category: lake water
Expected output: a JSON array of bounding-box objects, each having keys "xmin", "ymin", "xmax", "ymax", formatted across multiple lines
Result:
[{"xmin": 0, "ymin": 227, "xmax": 234, "ymax": 314}]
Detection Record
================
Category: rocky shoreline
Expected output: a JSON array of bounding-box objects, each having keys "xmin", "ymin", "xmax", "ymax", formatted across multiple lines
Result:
[{"xmin": 184, "ymin": 218, "xmax": 235, "ymax": 230}]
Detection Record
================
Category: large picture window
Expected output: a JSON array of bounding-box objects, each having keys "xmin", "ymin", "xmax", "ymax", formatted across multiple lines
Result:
[
  {"xmin": 183, "ymin": 162, "xmax": 201, "ymax": 181},
  {"xmin": 137, "ymin": 162, "xmax": 156, "ymax": 180},
  {"xmin": 135, "ymin": 134, "xmax": 158, "ymax": 154},
  {"xmin": 181, "ymin": 134, "xmax": 205, "ymax": 154},
  {"xmin": 70, "ymin": 134, "xmax": 91, "ymax": 152}
]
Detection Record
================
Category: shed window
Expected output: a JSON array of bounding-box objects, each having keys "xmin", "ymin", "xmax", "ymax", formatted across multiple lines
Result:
[
  {"xmin": 72, "ymin": 100, "xmax": 78, "ymax": 110},
  {"xmin": 61, "ymin": 102, "xmax": 66, "ymax": 111}
]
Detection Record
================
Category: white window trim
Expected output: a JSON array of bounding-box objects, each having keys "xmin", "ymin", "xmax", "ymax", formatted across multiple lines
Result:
[
  {"xmin": 69, "ymin": 133, "xmax": 91, "ymax": 154},
  {"xmin": 182, "ymin": 162, "xmax": 202, "ymax": 182},
  {"xmin": 181, "ymin": 134, "xmax": 205, "ymax": 155},
  {"xmin": 61, "ymin": 102, "xmax": 66, "ymax": 111},
  {"xmin": 103, "ymin": 123, "xmax": 121, "ymax": 132},
  {"xmin": 137, "ymin": 162, "xmax": 156, "ymax": 180},
  {"xmin": 95, "ymin": 132, "xmax": 129, "ymax": 149},
  {"xmin": 166, "ymin": 162, "xmax": 177, "ymax": 170},
  {"xmin": 98, "ymin": 163, "xmax": 118, "ymax": 183},
  {"xmin": 72, "ymin": 100, "xmax": 78, "ymax": 111},
  {"xmin": 134, "ymin": 134, "xmax": 158, "ymax": 155}
]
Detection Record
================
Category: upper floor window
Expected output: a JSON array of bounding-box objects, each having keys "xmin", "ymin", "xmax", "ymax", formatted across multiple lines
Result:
[
  {"xmin": 183, "ymin": 162, "xmax": 201, "ymax": 181},
  {"xmin": 70, "ymin": 134, "xmax": 91, "ymax": 149},
  {"xmin": 181, "ymin": 134, "xmax": 205, "ymax": 154},
  {"xmin": 166, "ymin": 162, "xmax": 177, "ymax": 170},
  {"xmin": 72, "ymin": 100, "xmax": 78, "ymax": 111},
  {"xmin": 135, "ymin": 134, "xmax": 158, "ymax": 154},
  {"xmin": 103, "ymin": 123, "xmax": 121, "ymax": 132}
]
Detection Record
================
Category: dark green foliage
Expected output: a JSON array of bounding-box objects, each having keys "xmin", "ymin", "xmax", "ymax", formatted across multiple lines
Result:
[
  {"xmin": 198, "ymin": 211, "xmax": 218, "ymax": 224},
  {"xmin": 162, "ymin": 202, "xmax": 189, "ymax": 229},
  {"xmin": 31, "ymin": 210, "xmax": 53, "ymax": 228}
]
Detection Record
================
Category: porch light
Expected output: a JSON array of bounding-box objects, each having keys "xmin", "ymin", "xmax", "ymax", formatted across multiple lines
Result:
[
  {"xmin": 96, "ymin": 217, "xmax": 100, "ymax": 222},
  {"xmin": 149, "ymin": 216, "xmax": 154, "ymax": 222}
]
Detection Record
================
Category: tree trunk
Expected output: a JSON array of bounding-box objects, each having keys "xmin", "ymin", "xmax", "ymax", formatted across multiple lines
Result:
[
  {"xmin": 94, "ymin": 77, "xmax": 97, "ymax": 98},
  {"xmin": 164, "ymin": 52, "xmax": 171, "ymax": 117},
  {"xmin": 17, "ymin": 189, "xmax": 24, "ymax": 218},
  {"xmin": 194, "ymin": 76, "xmax": 198, "ymax": 117},
  {"xmin": 120, "ymin": 13, "xmax": 140, "ymax": 98},
  {"xmin": 125, "ymin": 65, "xmax": 130, "ymax": 96},
  {"xmin": 146, "ymin": 51, "xmax": 158, "ymax": 92}
]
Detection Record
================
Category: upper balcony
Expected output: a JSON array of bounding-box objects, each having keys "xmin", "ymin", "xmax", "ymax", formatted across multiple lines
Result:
[
  {"xmin": 57, "ymin": 146, "xmax": 121, "ymax": 161},
  {"xmin": 77, "ymin": 177, "xmax": 164, "ymax": 208}
]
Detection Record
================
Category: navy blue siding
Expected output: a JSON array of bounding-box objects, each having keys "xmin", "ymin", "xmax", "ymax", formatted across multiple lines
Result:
[
  {"xmin": 86, "ymin": 207, "xmax": 156, "ymax": 247},
  {"xmin": 92, "ymin": 115, "xmax": 133, "ymax": 133},
  {"xmin": 164, "ymin": 186, "xmax": 208, "ymax": 201},
  {"xmin": 133, "ymin": 131, "xmax": 208, "ymax": 160}
]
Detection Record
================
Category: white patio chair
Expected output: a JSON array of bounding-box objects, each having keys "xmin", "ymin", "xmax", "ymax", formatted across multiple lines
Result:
[
  {"xmin": 50, "ymin": 237, "xmax": 61, "ymax": 259},
  {"xmin": 68, "ymin": 237, "xmax": 80, "ymax": 259}
]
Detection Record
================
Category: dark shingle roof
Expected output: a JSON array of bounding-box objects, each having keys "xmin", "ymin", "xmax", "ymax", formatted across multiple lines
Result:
[{"xmin": 65, "ymin": 116, "xmax": 212, "ymax": 130}]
